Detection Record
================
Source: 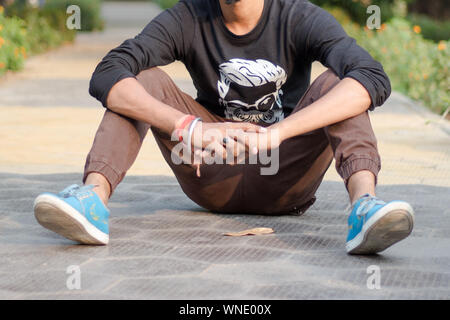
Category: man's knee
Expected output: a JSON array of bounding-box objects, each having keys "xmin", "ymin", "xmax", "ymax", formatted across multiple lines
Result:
[
  {"xmin": 292, "ymin": 69, "xmax": 340, "ymax": 113},
  {"xmin": 136, "ymin": 67, "xmax": 174, "ymax": 96},
  {"xmin": 315, "ymin": 69, "xmax": 340, "ymax": 96}
]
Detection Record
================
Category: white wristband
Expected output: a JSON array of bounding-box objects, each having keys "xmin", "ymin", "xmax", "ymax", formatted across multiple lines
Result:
[{"xmin": 186, "ymin": 117, "xmax": 202, "ymax": 155}]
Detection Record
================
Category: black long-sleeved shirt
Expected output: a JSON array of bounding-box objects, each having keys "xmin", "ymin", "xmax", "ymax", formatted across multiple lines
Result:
[{"xmin": 89, "ymin": 0, "xmax": 391, "ymax": 124}]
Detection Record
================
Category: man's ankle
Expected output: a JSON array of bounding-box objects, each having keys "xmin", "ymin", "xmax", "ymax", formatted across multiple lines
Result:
[
  {"xmin": 347, "ymin": 170, "xmax": 376, "ymax": 204},
  {"xmin": 85, "ymin": 172, "xmax": 111, "ymax": 206},
  {"xmin": 92, "ymin": 186, "xmax": 109, "ymax": 206}
]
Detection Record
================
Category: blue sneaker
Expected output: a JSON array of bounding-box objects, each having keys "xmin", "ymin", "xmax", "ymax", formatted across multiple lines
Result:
[
  {"xmin": 346, "ymin": 194, "xmax": 414, "ymax": 255},
  {"xmin": 34, "ymin": 184, "xmax": 109, "ymax": 245}
]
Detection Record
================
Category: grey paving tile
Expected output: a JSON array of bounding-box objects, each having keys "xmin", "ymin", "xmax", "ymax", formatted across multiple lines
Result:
[
  {"xmin": 0, "ymin": 270, "xmax": 116, "ymax": 295},
  {"xmin": 83, "ymin": 257, "xmax": 210, "ymax": 278},
  {"xmin": 20, "ymin": 292, "xmax": 119, "ymax": 300},
  {"xmin": 106, "ymin": 277, "xmax": 248, "ymax": 300},
  {"xmin": 1, "ymin": 174, "xmax": 449, "ymax": 299},
  {"xmin": 248, "ymin": 281, "xmax": 370, "ymax": 300},
  {"xmin": 0, "ymin": 250, "xmax": 90, "ymax": 274},
  {"xmin": 113, "ymin": 213, "xmax": 216, "ymax": 231},
  {"xmin": 62, "ymin": 240, "xmax": 174, "ymax": 259},
  {"xmin": 167, "ymin": 245, "xmax": 291, "ymax": 264},
  {"xmin": 136, "ymin": 228, "xmax": 249, "ymax": 247}
]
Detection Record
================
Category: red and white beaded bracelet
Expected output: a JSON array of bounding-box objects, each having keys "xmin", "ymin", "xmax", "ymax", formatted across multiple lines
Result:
[{"xmin": 174, "ymin": 115, "xmax": 196, "ymax": 142}]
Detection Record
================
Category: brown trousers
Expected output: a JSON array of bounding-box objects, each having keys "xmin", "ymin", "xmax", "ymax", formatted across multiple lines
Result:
[{"xmin": 83, "ymin": 68, "xmax": 380, "ymax": 215}]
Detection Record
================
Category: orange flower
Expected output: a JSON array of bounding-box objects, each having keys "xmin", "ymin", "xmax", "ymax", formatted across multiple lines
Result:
[
  {"xmin": 381, "ymin": 23, "xmax": 387, "ymax": 31},
  {"xmin": 0, "ymin": 62, "xmax": 5, "ymax": 69},
  {"xmin": 20, "ymin": 46, "xmax": 27, "ymax": 58},
  {"xmin": 0, "ymin": 6, "xmax": 4, "ymax": 15},
  {"xmin": 413, "ymin": 25, "xmax": 421, "ymax": 34},
  {"xmin": 0, "ymin": 36, "xmax": 4, "ymax": 48},
  {"xmin": 0, "ymin": 24, "xmax": 3, "ymax": 31},
  {"xmin": 423, "ymin": 74, "xmax": 429, "ymax": 80},
  {"xmin": 381, "ymin": 47, "xmax": 388, "ymax": 54},
  {"xmin": 438, "ymin": 41, "xmax": 446, "ymax": 51}
]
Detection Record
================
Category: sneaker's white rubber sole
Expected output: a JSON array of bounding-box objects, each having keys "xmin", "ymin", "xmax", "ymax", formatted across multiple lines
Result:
[
  {"xmin": 346, "ymin": 201, "xmax": 414, "ymax": 255},
  {"xmin": 34, "ymin": 194, "xmax": 109, "ymax": 245}
]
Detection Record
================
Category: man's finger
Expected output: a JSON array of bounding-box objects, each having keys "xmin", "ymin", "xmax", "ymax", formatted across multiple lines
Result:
[
  {"xmin": 203, "ymin": 140, "xmax": 227, "ymax": 163},
  {"xmin": 232, "ymin": 122, "xmax": 267, "ymax": 133}
]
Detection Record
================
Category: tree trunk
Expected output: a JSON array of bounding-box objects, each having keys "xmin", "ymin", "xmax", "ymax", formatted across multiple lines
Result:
[{"xmin": 409, "ymin": 0, "xmax": 450, "ymax": 20}]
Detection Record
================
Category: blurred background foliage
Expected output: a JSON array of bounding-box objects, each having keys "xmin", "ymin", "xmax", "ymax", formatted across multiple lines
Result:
[
  {"xmin": 0, "ymin": 0, "xmax": 103, "ymax": 75},
  {"xmin": 326, "ymin": 6, "xmax": 448, "ymax": 114},
  {"xmin": 154, "ymin": 0, "xmax": 177, "ymax": 9},
  {"xmin": 309, "ymin": 0, "xmax": 449, "ymax": 43},
  {"xmin": 309, "ymin": 1, "xmax": 449, "ymax": 114}
]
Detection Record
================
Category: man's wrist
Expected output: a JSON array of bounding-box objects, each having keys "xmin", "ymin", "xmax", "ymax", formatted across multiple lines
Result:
[
  {"xmin": 174, "ymin": 115, "xmax": 196, "ymax": 142},
  {"xmin": 270, "ymin": 121, "xmax": 289, "ymax": 143},
  {"xmin": 186, "ymin": 117, "xmax": 202, "ymax": 152}
]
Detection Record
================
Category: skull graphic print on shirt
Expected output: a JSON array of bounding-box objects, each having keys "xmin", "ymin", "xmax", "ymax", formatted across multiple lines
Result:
[{"xmin": 217, "ymin": 58, "xmax": 287, "ymax": 124}]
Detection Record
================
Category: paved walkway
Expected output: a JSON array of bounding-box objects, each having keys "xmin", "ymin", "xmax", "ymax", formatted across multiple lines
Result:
[{"xmin": 0, "ymin": 2, "xmax": 449, "ymax": 300}]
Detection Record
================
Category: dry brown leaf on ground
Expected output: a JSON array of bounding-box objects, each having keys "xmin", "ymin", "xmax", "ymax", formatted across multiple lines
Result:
[{"xmin": 223, "ymin": 227, "xmax": 274, "ymax": 237}]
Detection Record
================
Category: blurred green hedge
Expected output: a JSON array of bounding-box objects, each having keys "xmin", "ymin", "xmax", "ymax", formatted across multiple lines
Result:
[
  {"xmin": 328, "ymin": 7, "xmax": 449, "ymax": 114},
  {"xmin": 154, "ymin": 0, "xmax": 178, "ymax": 9},
  {"xmin": 43, "ymin": 0, "xmax": 104, "ymax": 32},
  {"xmin": 310, "ymin": 0, "xmax": 449, "ymax": 43},
  {"xmin": 0, "ymin": 0, "xmax": 104, "ymax": 76},
  {"xmin": 407, "ymin": 14, "xmax": 450, "ymax": 42},
  {"xmin": 0, "ymin": 10, "xmax": 28, "ymax": 73},
  {"xmin": 0, "ymin": 3, "xmax": 77, "ymax": 74},
  {"xmin": 310, "ymin": 0, "xmax": 406, "ymax": 24},
  {"xmin": 5, "ymin": 0, "xmax": 103, "ymax": 32}
]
